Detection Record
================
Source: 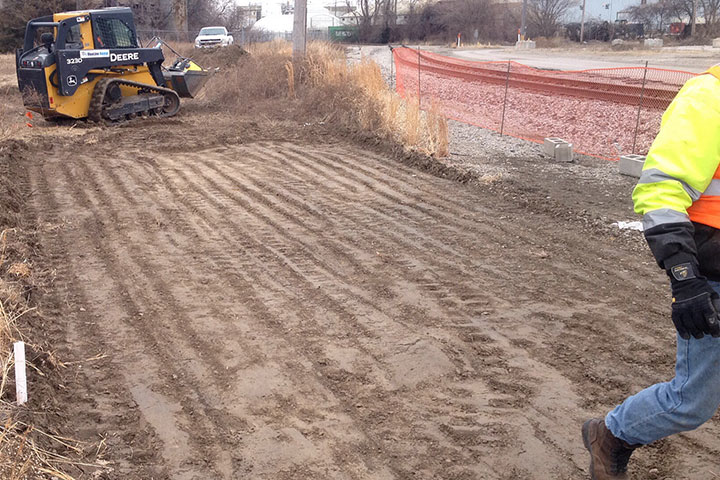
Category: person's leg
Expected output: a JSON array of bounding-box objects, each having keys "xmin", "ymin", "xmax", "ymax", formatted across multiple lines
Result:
[{"xmin": 604, "ymin": 280, "xmax": 720, "ymax": 445}]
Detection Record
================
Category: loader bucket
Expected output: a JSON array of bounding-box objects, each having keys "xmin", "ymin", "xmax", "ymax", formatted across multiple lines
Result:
[{"xmin": 163, "ymin": 60, "xmax": 213, "ymax": 99}]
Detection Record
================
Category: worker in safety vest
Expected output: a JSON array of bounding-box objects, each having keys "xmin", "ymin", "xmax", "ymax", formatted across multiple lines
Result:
[{"xmin": 582, "ymin": 65, "xmax": 720, "ymax": 479}]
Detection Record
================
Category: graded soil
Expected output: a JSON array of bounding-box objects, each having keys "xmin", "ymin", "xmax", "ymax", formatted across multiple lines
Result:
[{"xmin": 5, "ymin": 58, "xmax": 720, "ymax": 480}]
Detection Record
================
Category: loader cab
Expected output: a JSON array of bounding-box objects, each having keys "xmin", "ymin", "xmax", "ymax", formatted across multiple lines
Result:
[
  {"xmin": 18, "ymin": 8, "xmax": 138, "ymax": 62},
  {"xmin": 87, "ymin": 9, "xmax": 139, "ymax": 49}
]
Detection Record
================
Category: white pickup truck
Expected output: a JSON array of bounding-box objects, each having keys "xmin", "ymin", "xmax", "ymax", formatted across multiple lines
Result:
[{"xmin": 194, "ymin": 26, "xmax": 234, "ymax": 48}]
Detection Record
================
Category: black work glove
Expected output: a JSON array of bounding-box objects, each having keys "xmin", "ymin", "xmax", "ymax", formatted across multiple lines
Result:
[{"xmin": 669, "ymin": 263, "xmax": 720, "ymax": 340}]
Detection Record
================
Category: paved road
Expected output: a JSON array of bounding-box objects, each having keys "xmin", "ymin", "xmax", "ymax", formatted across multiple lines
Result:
[
  {"xmin": 358, "ymin": 44, "xmax": 715, "ymax": 75},
  {"xmin": 434, "ymin": 46, "xmax": 716, "ymax": 72}
]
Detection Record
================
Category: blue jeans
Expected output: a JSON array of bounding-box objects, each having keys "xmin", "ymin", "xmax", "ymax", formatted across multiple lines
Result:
[{"xmin": 605, "ymin": 281, "xmax": 720, "ymax": 445}]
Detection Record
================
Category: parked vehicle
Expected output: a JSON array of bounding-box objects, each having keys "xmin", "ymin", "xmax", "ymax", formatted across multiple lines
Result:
[{"xmin": 194, "ymin": 26, "xmax": 233, "ymax": 48}]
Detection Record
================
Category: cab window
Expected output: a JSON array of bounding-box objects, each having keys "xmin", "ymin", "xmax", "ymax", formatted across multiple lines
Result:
[
  {"xmin": 95, "ymin": 18, "xmax": 137, "ymax": 48},
  {"xmin": 65, "ymin": 25, "xmax": 83, "ymax": 49}
]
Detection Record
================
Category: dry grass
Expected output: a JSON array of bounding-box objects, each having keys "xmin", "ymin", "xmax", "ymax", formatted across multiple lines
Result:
[
  {"xmin": 302, "ymin": 42, "xmax": 449, "ymax": 157},
  {"xmin": 0, "ymin": 55, "xmax": 86, "ymax": 480},
  {"xmin": 0, "ymin": 55, "xmax": 23, "ymax": 141},
  {"xmin": 0, "ymin": 229, "xmax": 84, "ymax": 480},
  {"xmin": 0, "ymin": 55, "xmax": 14, "ymax": 77},
  {"xmin": 285, "ymin": 61, "xmax": 296, "ymax": 99},
  {"xmin": 197, "ymin": 41, "xmax": 449, "ymax": 157}
]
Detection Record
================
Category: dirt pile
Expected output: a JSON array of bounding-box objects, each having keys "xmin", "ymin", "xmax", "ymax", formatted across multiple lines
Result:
[{"xmin": 190, "ymin": 44, "xmax": 248, "ymax": 69}]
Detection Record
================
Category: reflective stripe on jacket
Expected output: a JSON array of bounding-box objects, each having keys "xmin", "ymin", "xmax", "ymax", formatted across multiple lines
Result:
[{"xmin": 632, "ymin": 66, "xmax": 720, "ymax": 230}]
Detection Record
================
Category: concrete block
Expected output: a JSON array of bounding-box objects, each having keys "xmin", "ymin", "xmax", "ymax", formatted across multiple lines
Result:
[
  {"xmin": 543, "ymin": 137, "xmax": 573, "ymax": 162},
  {"xmin": 644, "ymin": 38, "xmax": 663, "ymax": 48},
  {"xmin": 713, "ymin": 38, "xmax": 720, "ymax": 48},
  {"xmin": 619, "ymin": 154, "xmax": 646, "ymax": 178},
  {"xmin": 543, "ymin": 137, "xmax": 564, "ymax": 156},
  {"xmin": 554, "ymin": 143, "xmax": 573, "ymax": 162},
  {"xmin": 515, "ymin": 40, "xmax": 536, "ymax": 49}
]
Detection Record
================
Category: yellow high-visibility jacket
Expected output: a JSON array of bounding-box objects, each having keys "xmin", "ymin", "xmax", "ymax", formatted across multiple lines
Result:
[{"xmin": 633, "ymin": 67, "xmax": 720, "ymax": 232}]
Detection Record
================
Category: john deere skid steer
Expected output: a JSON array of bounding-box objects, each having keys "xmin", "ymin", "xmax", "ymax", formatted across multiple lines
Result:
[{"xmin": 15, "ymin": 7, "xmax": 211, "ymax": 123}]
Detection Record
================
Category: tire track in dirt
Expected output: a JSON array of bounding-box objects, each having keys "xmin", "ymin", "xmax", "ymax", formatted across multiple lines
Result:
[
  {"xmin": 144, "ymin": 156, "xmax": 505, "ymax": 477},
  {"xmin": 28, "ymin": 159, "xmax": 173, "ymax": 479},
  {"xmin": 28, "ymin": 136, "xmax": 720, "ymax": 479},
  {"xmin": 156, "ymin": 144, "xmax": 593, "ymax": 477},
  {"xmin": 287, "ymin": 143, "xmax": 641, "ymax": 292},
  {"xmin": 80, "ymin": 156, "xmax": 422, "ymax": 478},
  {"xmin": 181, "ymin": 142, "xmax": 716, "ymax": 476},
  {"xmin": 98, "ymin": 142, "xmax": 564, "ymax": 476},
  {"xmin": 50, "ymin": 158, "xmax": 238, "ymax": 478},
  {"xmin": 236, "ymin": 146, "xmax": 602, "ymax": 474},
  {"xmin": 99, "ymin": 152, "xmax": 408, "ymax": 478},
  {"xmin": 286, "ymin": 145, "xmax": 684, "ymax": 380}
]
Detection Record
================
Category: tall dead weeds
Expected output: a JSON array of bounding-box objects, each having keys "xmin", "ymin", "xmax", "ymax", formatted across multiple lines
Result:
[
  {"xmin": 302, "ymin": 42, "xmax": 449, "ymax": 156},
  {"xmin": 199, "ymin": 41, "xmax": 449, "ymax": 157},
  {"xmin": 0, "ymin": 228, "xmax": 84, "ymax": 480}
]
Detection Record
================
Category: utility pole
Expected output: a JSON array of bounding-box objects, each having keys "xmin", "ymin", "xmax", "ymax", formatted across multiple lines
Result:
[
  {"xmin": 520, "ymin": 0, "xmax": 527, "ymax": 40},
  {"xmin": 293, "ymin": 0, "xmax": 308, "ymax": 59},
  {"xmin": 691, "ymin": 0, "xmax": 697, "ymax": 36},
  {"xmin": 580, "ymin": 0, "xmax": 586, "ymax": 42}
]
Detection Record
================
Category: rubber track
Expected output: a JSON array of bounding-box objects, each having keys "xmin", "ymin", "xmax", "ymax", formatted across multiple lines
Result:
[{"xmin": 88, "ymin": 77, "xmax": 180, "ymax": 124}]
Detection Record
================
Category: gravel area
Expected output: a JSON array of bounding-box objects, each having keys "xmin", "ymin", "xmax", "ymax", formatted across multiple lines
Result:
[
  {"xmin": 346, "ymin": 45, "xmax": 395, "ymax": 84},
  {"xmin": 447, "ymin": 119, "xmax": 636, "ymax": 191},
  {"xmin": 392, "ymin": 47, "xmax": 666, "ymax": 160},
  {"xmin": 348, "ymin": 45, "xmax": 635, "ymax": 192}
]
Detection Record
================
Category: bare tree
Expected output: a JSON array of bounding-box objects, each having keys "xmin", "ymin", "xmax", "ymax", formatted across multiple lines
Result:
[
  {"xmin": 665, "ymin": 0, "xmax": 694, "ymax": 26},
  {"xmin": 356, "ymin": 0, "xmax": 383, "ymax": 28},
  {"xmin": 628, "ymin": 0, "xmax": 675, "ymax": 35},
  {"xmin": 437, "ymin": 0, "xmax": 492, "ymax": 40},
  {"xmin": 132, "ymin": 0, "xmax": 173, "ymax": 31},
  {"xmin": 0, "ymin": 0, "xmax": 76, "ymax": 51},
  {"xmin": 347, "ymin": 0, "xmax": 397, "ymax": 41},
  {"xmin": 657, "ymin": 0, "xmax": 720, "ymax": 36},
  {"xmin": 527, "ymin": 0, "xmax": 577, "ymax": 37},
  {"xmin": 701, "ymin": 0, "xmax": 720, "ymax": 34}
]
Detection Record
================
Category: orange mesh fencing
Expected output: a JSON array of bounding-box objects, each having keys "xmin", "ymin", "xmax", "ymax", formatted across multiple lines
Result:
[{"xmin": 393, "ymin": 47, "xmax": 697, "ymax": 160}]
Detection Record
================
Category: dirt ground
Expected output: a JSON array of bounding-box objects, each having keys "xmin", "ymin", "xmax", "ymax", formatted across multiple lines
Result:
[{"xmin": 4, "ymin": 51, "xmax": 720, "ymax": 480}]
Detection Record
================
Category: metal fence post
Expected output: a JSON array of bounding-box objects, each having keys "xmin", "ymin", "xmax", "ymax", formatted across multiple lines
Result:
[
  {"xmin": 632, "ymin": 61, "xmax": 649, "ymax": 155},
  {"xmin": 500, "ymin": 60, "xmax": 511, "ymax": 136},
  {"xmin": 390, "ymin": 46, "xmax": 395, "ymax": 91}
]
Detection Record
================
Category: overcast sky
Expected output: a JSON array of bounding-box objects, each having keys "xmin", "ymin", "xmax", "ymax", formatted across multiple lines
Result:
[{"xmin": 566, "ymin": 0, "xmax": 646, "ymax": 23}]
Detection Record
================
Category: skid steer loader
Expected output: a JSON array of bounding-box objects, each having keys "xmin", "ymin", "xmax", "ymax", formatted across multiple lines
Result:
[{"xmin": 15, "ymin": 7, "xmax": 212, "ymax": 123}]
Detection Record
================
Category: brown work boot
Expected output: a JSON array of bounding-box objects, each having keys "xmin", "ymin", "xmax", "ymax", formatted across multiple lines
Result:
[{"xmin": 582, "ymin": 418, "xmax": 638, "ymax": 479}]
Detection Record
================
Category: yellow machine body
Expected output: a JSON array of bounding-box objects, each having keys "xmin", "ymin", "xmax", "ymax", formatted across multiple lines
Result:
[{"xmin": 34, "ymin": 12, "xmax": 155, "ymax": 119}]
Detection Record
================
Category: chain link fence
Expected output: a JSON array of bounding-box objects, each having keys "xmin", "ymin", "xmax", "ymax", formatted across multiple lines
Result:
[
  {"xmin": 393, "ymin": 46, "xmax": 697, "ymax": 160},
  {"xmin": 136, "ymin": 29, "xmax": 330, "ymax": 46}
]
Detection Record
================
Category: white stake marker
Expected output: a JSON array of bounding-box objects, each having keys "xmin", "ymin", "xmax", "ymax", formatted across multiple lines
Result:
[{"xmin": 14, "ymin": 341, "xmax": 27, "ymax": 406}]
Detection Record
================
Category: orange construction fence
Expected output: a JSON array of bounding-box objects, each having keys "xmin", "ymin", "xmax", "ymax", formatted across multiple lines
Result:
[{"xmin": 392, "ymin": 47, "xmax": 697, "ymax": 160}]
